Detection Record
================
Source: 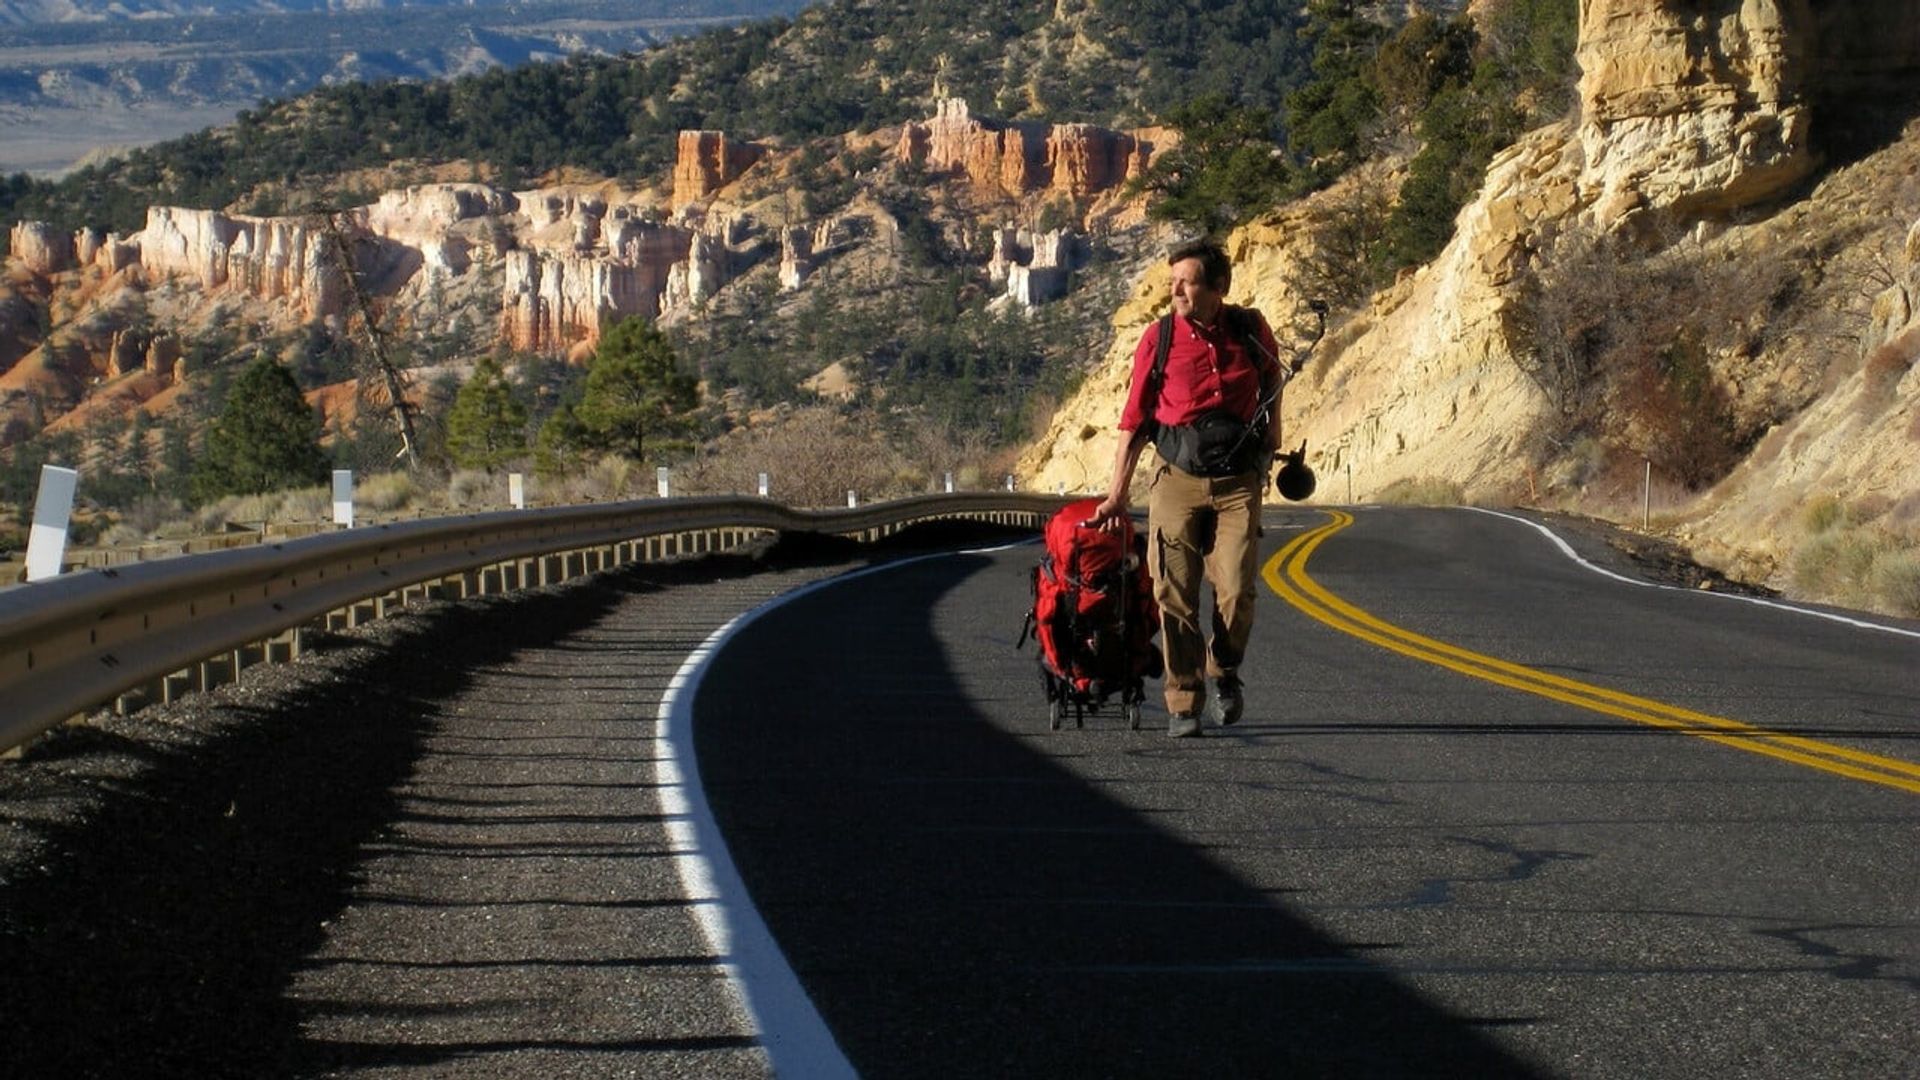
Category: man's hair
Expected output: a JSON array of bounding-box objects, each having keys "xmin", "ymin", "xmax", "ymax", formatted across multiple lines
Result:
[{"xmin": 1168, "ymin": 239, "xmax": 1231, "ymax": 291}]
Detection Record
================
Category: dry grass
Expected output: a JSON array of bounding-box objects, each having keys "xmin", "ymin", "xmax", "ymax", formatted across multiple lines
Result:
[
  {"xmin": 357, "ymin": 471, "xmax": 420, "ymax": 513},
  {"xmin": 1868, "ymin": 550, "xmax": 1920, "ymax": 615},
  {"xmin": 1789, "ymin": 497, "xmax": 1920, "ymax": 617},
  {"xmin": 1860, "ymin": 323, "xmax": 1920, "ymax": 409},
  {"xmin": 1373, "ymin": 477, "xmax": 1465, "ymax": 505}
]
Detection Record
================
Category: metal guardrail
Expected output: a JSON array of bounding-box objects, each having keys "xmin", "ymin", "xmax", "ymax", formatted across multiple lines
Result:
[{"xmin": 0, "ymin": 492, "xmax": 1065, "ymax": 755}]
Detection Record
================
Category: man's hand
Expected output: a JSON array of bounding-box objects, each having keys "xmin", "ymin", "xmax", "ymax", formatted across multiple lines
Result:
[{"xmin": 1090, "ymin": 494, "xmax": 1128, "ymax": 532}]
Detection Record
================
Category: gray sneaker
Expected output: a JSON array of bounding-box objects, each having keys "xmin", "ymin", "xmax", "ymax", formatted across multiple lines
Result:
[
  {"xmin": 1167, "ymin": 711, "xmax": 1203, "ymax": 738},
  {"xmin": 1210, "ymin": 677, "xmax": 1244, "ymax": 726}
]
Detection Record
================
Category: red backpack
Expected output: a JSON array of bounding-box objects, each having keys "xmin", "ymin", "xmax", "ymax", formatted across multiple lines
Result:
[{"xmin": 1019, "ymin": 498, "xmax": 1161, "ymax": 729}]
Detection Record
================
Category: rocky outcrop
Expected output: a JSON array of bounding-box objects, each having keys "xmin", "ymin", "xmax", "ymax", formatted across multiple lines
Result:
[
  {"xmin": 1575, "ymin": 0, "xmax": 1816, "ymax": 227},
  {"xmin": 672, "ymin": 130, "xmax": 764, "ymax": 211},
  {"xmin": 779, "ymin": 226, "xmax": 813, "ymax": 291},
  {"xmin": 137, "ymin": 207, "xmax": 347, "ymax": 320},
  {"xmin": 9, "ymin": 222, "xmax": 75, "ymax": 275},
  {"xmin": 779, "ymin": 219, "xmax": 847, "ymax": 291},
  {"xmin": 1575, "ymin": 0, "xmax": 1920, "ymax": 230},
  {"xmin": 364, "ymin": 183, "xmax": 519, "ymax": 278},
  {"xmin": 499, "ymin": 249, "xmax": 651, "ymax": 355},
  {"xmin": 992, "ymin": 227, "xmax": 1080, "ymax": 308},
  {"xmin": 897, "ymin": 99, "xmax": 1159, "ymax": 202}
]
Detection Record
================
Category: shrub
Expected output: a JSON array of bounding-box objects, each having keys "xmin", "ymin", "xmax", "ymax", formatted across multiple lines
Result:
[
  {"xmin": 1799, "ymin": 494, "xmax": 1852, "ymax": 535},
  {"xmin": 1861, "ymin": 326, "xmax": 1918, "ymax": 406},
  {"xmin": 196, "ymin": 493, "xmax": 270, "ymax": 531},
  {"xmin": 120, "ymin": 494, "xmax": 182, "ymax": 538},
  {"xmin": 585, "ymin": 455, "xmax": 637, "ymax": 500},
  {"xmin": 1791, "ymin": 525, "xmax": 1891, "ymax": 608},
  {"xmin": 1869, "ymin": 549, "xmax": 1920, "ymax": 617},
  {"xmin": 446, "ymin": 469, "xmax": 496, "ymax": 509},
  {"xmin": 279, "ymin": 486, "xmax": 330, "ymax": 522},
  {"xmin": 357, "ymin": 471, "xmax": 419, "ymax": 513},
  {"xmin": 189, "ymin": 356, "xmax": 329, "ymax": 505}
]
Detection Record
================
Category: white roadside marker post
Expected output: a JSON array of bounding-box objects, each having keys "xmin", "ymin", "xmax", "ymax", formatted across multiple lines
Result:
[
  {"xmin": 25, "ymin": 464, "xmax": 78, "ymax": 583},
  {"xmin": 332, "ymin": 470, "xmax": 354, "ymax": 528}
]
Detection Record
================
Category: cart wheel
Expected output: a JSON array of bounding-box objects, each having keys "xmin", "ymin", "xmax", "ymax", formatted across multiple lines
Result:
[
  {"xmin": 1048, "ymin": 698, "xmax": 1064, "ymax": 731},
  {"xmin": 1125, "ymin": 702, "xmax": 1142, "ymax": 731}
]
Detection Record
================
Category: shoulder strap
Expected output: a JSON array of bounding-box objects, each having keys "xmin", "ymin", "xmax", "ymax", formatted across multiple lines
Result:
[
  {"xmin": 1223, "ymin": 304, "xmax": 1279, "ymax": 398},
  {"xmin": 1221, "ymin": 305, "xmax": 1265, "ymax": 364},
  {"xmin": 1140, "ymin": 313, "xmax": 1173, "ymax": 435}
]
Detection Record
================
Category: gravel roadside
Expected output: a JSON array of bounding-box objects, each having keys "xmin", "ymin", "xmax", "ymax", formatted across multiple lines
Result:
[{"xmin": 0, "ymin": 530, "xmax": 961, "ymax": 1079}]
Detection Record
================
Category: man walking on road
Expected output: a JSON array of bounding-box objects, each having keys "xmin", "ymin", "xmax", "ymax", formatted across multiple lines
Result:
[{"xmin": 1090, "ymin": 239, "xmax": 1285, "ymax": 737}]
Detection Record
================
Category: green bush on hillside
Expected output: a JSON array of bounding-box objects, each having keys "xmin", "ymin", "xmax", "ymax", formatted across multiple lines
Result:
[{"xmin": 189, "ymin": 356, "xmax": 330, "ymax": 505}]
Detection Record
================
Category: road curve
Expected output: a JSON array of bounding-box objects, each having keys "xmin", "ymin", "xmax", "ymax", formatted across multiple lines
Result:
[{"xmin": 695, "ymin": 505, "xmax": 1920, "ymax": 1079}]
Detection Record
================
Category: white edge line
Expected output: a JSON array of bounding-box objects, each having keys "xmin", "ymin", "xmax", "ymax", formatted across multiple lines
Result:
[
  {"xmin": 657, "ymin": 541, "xmax": 1030, "ymax": 1079},
  {"xmin": 1464, "ymin": 506, "xmax": 1920, "ymax": 641}
]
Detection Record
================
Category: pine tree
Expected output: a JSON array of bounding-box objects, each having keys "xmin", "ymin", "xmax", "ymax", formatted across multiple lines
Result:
[
  {"xmin": 533, "ymin": 405, "xmax": 590, "ymax": 478},
  {"xmin": 189, "ymin": 356, "xmax": 329, "ymax": 504},
  {"xmin": 444, "ymin": 355, "xmax": 529, "ymax": 471},
  {"xmin": 1130, "ymin": 93, "xmax": 1293, "ymax": 236},
  {"xmin": 574, "ymin": 317, "xmax": 699, "ymax": 461}
]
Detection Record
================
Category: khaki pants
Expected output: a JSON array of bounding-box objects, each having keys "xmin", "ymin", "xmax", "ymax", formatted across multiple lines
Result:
[{"xmin": 1146, "ymin": 453, "xmax": 1264, "ymax": 716}]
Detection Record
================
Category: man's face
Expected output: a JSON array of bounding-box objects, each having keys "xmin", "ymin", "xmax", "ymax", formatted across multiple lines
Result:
[{"xmin": 1169, "ymin": 257, "xmax": 1224, "ymax": 323}]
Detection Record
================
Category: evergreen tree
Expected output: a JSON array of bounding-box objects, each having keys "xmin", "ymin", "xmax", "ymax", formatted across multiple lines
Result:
[
  {"xmin": 444, "ymin": 355, "xmax": 528, "ymax": 471},
  {"xmin": 189, "ymin": 356, "xmax": 329, "ymax": 504},
  {"xmin": 574, "ymin": 317, "xmax": 699, "ymax": 461},
  {"xmin": 1284, "ymin": 0, "xmax": 1390, "ymax": 186},
  {"xmin": 1130, "ymin": 93, "xmax": 1293, "ymax": 236},
  {"xmin": 533, "ymin": 405, "xmax": 590, "ymax": 478}
]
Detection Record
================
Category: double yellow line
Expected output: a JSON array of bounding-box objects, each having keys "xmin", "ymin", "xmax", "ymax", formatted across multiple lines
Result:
[{"xmin": 1263, "ymin": 511, "xmax": 1920, "ymax": 795}]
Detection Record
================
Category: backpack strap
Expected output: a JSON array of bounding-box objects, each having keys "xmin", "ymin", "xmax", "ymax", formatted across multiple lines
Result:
[{"xmin": 1138, "ymin": 313, "xmax": 1174, "ymax": 438}]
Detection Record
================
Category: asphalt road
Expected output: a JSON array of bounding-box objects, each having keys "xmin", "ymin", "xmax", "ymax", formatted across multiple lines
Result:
[{"xmin": 694, "ymin": 505, "xmax": 1920, "ymax": 1079}]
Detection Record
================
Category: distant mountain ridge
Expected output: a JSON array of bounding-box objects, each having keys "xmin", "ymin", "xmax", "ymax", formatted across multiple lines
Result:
[
  {"xmin": 0, "ymin": 0, "xmax": 807, "ymax": 174},
  {"xmin": 0, "ymin": 0, "xmax": 671, "ymax": 27}
]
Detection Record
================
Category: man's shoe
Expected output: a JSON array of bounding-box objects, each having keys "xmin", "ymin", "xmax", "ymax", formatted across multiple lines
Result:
[
  {"xmin": 1167, "ymin": 711, "xmax": 1203, "ymax": 738},
  {"xmin": 1210, "ymin": 677, "xmax": 1244, "ymax": 726}
]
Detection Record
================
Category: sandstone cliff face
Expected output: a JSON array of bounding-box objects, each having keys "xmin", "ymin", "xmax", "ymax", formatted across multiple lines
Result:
[
  {"xmin": 897, "ymin": 98, "xmax": 1160, "ymax": 203},
  {"xmin": 1576, "ymin": 0, "xmax": 1815, "ymax": 227},
  {"xmin": 1021, "ymin": 0, "xmax": 1920, "ymax": 592},
  {"xmin": 9, "ymin": 222, "xmax": 75, "ymax": 275},
  {"xmin": 672, "ymin": 130, "xmax": 764, "ymax": 212}
]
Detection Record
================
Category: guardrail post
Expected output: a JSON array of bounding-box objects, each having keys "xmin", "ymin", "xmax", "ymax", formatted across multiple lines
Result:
[{"xmin": 161, "ymin": 668, "xmax": 193, "ymax": 704}]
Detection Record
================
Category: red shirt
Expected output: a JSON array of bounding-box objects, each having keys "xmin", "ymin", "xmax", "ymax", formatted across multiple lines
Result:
[{"xmin": 1118, "ymin": 306, "xmax": 1282, "ymax": 432}]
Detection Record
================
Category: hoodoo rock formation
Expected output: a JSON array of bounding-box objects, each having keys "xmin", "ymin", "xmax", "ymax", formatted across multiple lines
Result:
[
  {"xmin": 896, "ymin": 98, "xmax": 1159, "ymax": 202},
  {"xmin": 672, "ymin": 130, "xmax": 764, "ymax": 212}
]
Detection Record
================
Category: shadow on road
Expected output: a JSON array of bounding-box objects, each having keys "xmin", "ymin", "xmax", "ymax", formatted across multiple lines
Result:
[{"xmin": 698, "ymin": 553, "xmax": 1545, "ymax": 1078}]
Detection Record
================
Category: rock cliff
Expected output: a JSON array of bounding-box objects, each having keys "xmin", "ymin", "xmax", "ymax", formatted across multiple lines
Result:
[
  {"xmin": 896, "ymin": 98, "xmax": 1160, "ymax": 203},
  {"xmin": 1021, "ymin": 0, "xmax": 1920, "ymax": 591},
  {"xmin": 672, "ymin": 130, "xmax": 765, "ymax": 212}
]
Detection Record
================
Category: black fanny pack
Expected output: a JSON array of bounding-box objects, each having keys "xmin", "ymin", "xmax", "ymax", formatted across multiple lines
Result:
[{"xmin": 1153, "ymin": 409, "xmax": 1267, "ymax": 478}]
